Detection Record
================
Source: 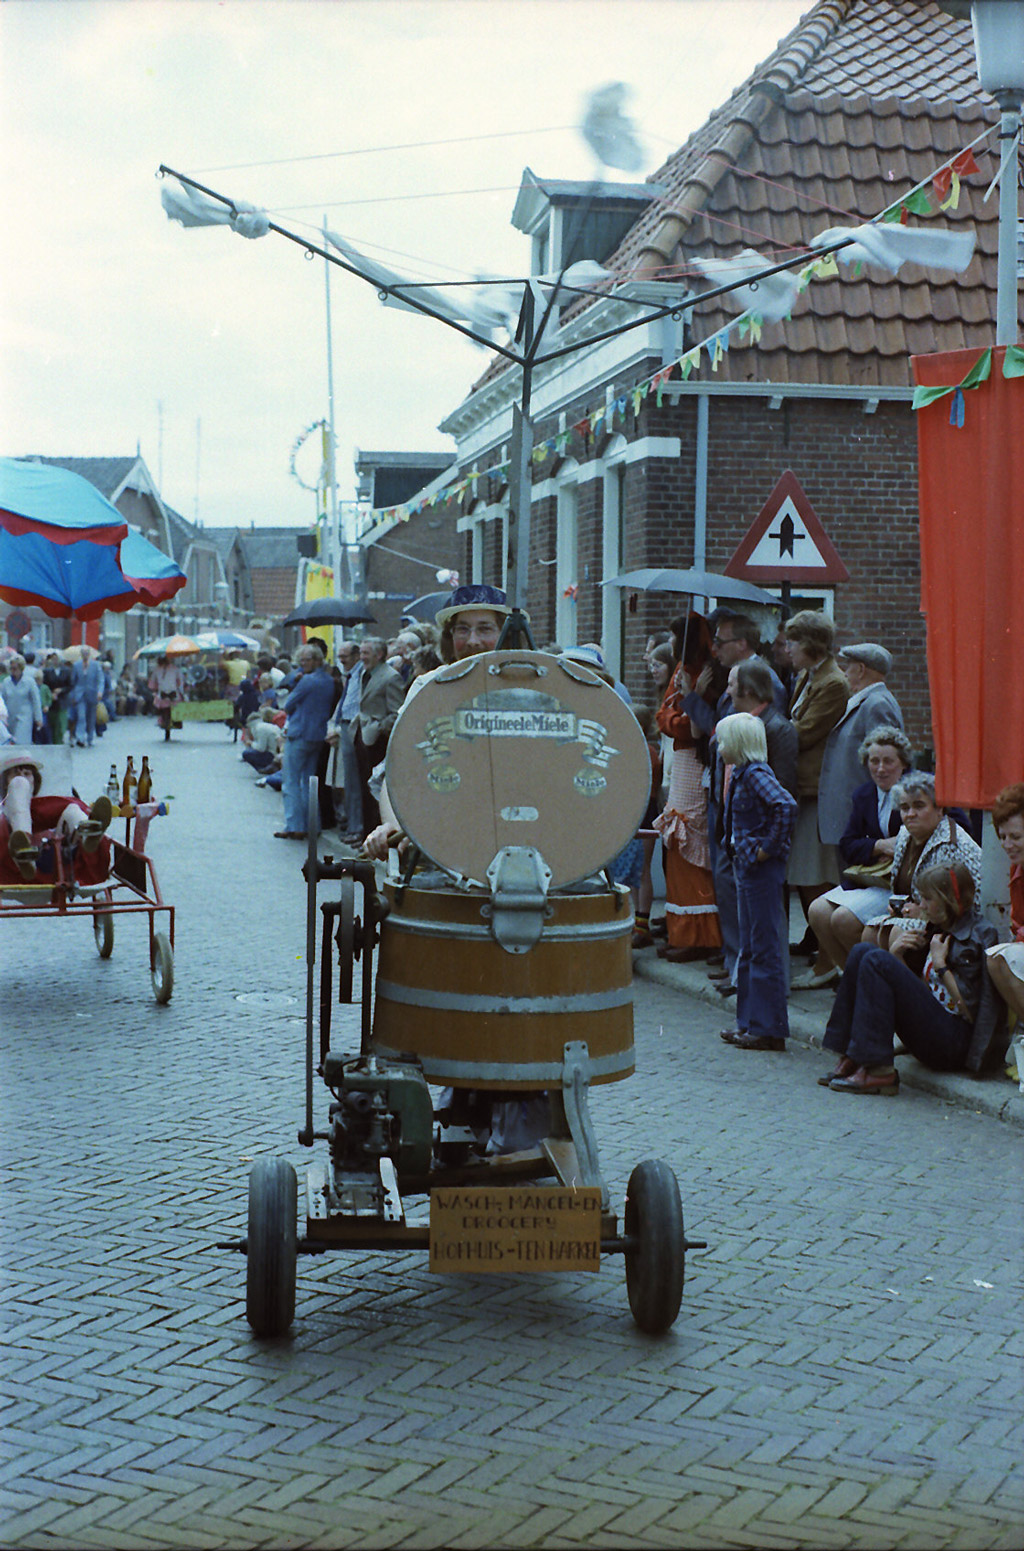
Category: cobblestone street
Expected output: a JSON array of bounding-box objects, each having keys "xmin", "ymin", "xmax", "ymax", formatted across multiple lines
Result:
[{"xmin": 2, "ymin": 720, "xmax": 1022, "ymax": 1550}]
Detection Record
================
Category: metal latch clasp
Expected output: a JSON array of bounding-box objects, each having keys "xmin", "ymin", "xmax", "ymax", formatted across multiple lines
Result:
[{"xmin": 484, "ymin": 845, "xmax": 552, "ymax": 954}]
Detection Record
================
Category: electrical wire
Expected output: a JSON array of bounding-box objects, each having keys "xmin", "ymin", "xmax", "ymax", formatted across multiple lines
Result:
[{"xmin": 192, "ymin": 126, "xmax": 576, "ymax": 175}]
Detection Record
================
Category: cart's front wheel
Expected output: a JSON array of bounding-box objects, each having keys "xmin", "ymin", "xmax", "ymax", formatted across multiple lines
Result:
[
  {"xmin": 624, "ymin": 1159, "xmax": 685, "ymax": 1335},
  {"xmin": 93, "ymin": 902, "xmax": 114, "ymax": 958},
  {"xmin": 151, "ymin": 932, "xmax": 174, "ymax": 1004},
  {"xmin": 246, "ymin": 1158, "xmax": 297, "ymax": 1337}
]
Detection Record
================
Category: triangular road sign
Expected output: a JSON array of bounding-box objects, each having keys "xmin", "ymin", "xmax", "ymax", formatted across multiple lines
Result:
[{"xmin": 725, "ymin": 469, "xmax": 849, "ymax": 584}]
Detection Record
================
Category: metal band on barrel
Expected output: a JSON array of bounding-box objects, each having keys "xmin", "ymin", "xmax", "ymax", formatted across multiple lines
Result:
[
  {"xmin": 374, "ymin": 979, "xmax": 633, "ymax": 1015},
  {"xmin": 370, "ymin": 1044, "xmax": 635, "ymax": 1084},
  {"xmin": 380, "ymin": 916, "xmax": 632, "ymax": 942}
]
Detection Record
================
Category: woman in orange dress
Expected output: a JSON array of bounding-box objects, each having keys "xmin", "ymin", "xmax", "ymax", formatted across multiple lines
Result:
[{"xmin": 653, "ymin": 613, "xmax": 722, "ymax": 961}]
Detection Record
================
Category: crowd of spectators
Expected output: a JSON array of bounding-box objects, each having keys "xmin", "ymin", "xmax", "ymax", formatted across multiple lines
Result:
[
  {"xmin": 618, "ymin": 604, "xmax": 1019, "ymax": 1091},
  {"xmin": 217, "ymin": 593, "xmax": 1019, "ymax": 1097}
]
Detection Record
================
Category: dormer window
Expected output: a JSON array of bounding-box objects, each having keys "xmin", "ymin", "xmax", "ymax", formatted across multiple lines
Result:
[{"xmin": 512, "ymin": 168, "xmax": 665, "ymax": 326}]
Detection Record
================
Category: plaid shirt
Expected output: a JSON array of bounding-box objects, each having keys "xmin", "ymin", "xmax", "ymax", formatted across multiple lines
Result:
[{"xmin": 723, "ymin": 760, "xmax": 797, "ymax": 870}]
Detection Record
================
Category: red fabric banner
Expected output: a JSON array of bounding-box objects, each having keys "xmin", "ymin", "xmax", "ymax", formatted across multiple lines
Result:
[{"xmin": 912, "ymin": 346, "xmax": 1024, "ymax": 809}]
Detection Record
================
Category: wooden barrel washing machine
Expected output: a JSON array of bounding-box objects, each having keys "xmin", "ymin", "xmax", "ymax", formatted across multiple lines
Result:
[{"xmin": 240, "ymin": 650, "xmax": 706, "ymax": 1337}]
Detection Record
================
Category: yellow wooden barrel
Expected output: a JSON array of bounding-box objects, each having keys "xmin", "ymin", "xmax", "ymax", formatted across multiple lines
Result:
[{"xmin": 370, "ymin": 876, "xmax": 635, "ymax": 1089}]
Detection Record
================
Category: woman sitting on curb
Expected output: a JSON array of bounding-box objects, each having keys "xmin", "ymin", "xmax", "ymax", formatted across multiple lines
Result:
[
  {"xmin": 819, "ymin": 861, "xmax": 1003, "ymax": 1096},
  {"xmin": 862, "ymin": 770, "xmax": 981, "ymax": 953},
  {"xmin": 985, "ymin": 783, "xmax": 1024, "ymax": 1032},
  {"xmin": 805, "ymin": 725, "xmax": 913, "ymax": 979}
]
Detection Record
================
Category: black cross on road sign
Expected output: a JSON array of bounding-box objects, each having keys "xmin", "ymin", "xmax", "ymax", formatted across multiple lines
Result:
[{"xmin": 768, "ymin": 514, "xmax": 805, "ymax": 558}]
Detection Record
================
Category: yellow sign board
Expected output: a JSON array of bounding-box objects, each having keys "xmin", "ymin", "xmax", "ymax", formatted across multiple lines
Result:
[{"xmin": 429, "ymin": 1185, "xmax": 602, "ymax": 1273}]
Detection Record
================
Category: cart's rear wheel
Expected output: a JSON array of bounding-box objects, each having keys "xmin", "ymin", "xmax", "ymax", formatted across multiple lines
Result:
[
  {"xmin": 246, "ymin": 1158, "xmax": 297, "ymax": 1338},
  {"xmin": 93, "ymin": 901, "xmax": 114, "ymax": 958},
  {"xmin": 624, "ymin": 1159, "xmax": 685, "ymax": 1335},
  {"xmin": 151, "ymin": 932, "xmax": 174, "ymax": 1004}
]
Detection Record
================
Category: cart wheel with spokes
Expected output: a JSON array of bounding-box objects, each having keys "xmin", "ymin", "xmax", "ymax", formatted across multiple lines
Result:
[
  {"xmin": 93, "ymin": 897, "xmax": 114, "ymax": 958},
  {"xmin": 246, "ymin": 1158, "xmax": 297, "ymax": 1337},
  {"xmin": 624, "ymin": 1158, "xmax": 685, "ymax": 1335},
  {"xmin": 151, "ymin": 932, "xmax": 174, "ymax": 1004}
]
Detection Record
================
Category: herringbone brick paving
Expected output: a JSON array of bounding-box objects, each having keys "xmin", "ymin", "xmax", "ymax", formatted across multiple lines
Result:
[{"xmin": 1, "ymin": 721, "xmax": 1022, "ymax": 1548}]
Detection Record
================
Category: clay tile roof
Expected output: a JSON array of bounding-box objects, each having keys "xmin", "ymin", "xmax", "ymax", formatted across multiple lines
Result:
[{"xmin": 464, "ymin": 0, "xmax": 1012, "ymax": 405}]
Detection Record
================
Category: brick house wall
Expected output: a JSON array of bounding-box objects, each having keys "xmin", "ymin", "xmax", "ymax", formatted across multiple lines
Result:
[{"xmin": 446, "ymin": 384, "xmax": 930, "ymax": 751}]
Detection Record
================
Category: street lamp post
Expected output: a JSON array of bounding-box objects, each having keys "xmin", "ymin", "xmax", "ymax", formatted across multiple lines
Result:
[{"xmin": 969, "ymin": 0, "xmax": 1024, "ymax": 344}]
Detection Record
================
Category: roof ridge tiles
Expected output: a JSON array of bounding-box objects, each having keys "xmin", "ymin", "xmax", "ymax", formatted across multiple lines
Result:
[{"xmin": 633, "ymin": 0, "xmax": 852, "ymax": 275}]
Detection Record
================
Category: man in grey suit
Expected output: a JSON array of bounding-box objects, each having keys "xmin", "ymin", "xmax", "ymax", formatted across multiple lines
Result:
[
  {"xmin": 817, "ymin": 644, "xmax": 904, "ymax": 848},
  {"xmin": 353, "ymin": 638, "xmax": 405, "ymax": 834}
]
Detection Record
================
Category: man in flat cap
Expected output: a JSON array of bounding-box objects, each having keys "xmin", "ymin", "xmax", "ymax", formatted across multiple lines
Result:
[{"xmin": 817, "ymin": 642, "xmax": 904, "ymax": 852}]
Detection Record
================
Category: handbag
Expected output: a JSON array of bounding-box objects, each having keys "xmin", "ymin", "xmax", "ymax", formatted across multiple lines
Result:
[
  {"xmin": 95, "ymin": 699, "xmax": 109, "ymax": 727},
  {"xmin": 840, "ymin": 858, "xmax": 891, "ymax": 888}
]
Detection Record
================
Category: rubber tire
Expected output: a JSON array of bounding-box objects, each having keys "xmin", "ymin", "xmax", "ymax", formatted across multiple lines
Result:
[
  {"xmin": 624, "ymin": 1159, "xmax": 685, "ymax": 1335},
  {"xmin": 246, "ymin": 1158, "xmax": 298, "ymax": 1338},
  {"xmin": 93, "ymin": 905, "xmax": 114, "ymax": 959},
  {"xmin": 151, "ymin": 932, "xmax": 174, "ymax": 1004}
]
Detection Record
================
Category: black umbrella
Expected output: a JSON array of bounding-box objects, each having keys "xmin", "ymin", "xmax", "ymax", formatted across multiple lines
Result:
[
  {"xmin": 283, "ymin": 597, "xmax": 376, "ymax": 627},
  {"xmin": 400, "ymin": 590, "xmax": 450, "ymax": 624}
]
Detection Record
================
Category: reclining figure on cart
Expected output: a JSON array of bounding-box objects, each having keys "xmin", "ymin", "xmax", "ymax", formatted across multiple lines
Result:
[{"xmin": 0, "ymin": 752, "xmax": 113, "ymax": 885}]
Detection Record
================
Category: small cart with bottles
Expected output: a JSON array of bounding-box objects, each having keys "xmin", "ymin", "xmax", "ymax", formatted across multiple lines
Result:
[{"xmin": 0, "ymin": 746, "xmax": 175, "ymax": 1004}]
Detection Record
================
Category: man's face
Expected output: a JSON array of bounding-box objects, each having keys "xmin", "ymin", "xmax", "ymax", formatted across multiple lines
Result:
[
  {"xmin": 358, "ymin": 642, "xmax": 379, "ymax": 669},
  {"xmin": 712, "ymin": 625, "xmax": 746, "ymax": 668},
  {"xmin": 299, "ymin": 652, "xmax": 315, "ymax": 674},
  {"xmin": 339, "ymin": 647, "xmax": 358, "ymax": 672},
  {"xmin": 451, "ymin": 610, "xmax": 502, "ymax": 659},
  {"xmin": 841, "ymin": 658, "xmax": 867, "ymax": 693},
  {"xmin": 81, "ymin": 648, "xmax": 91, "ymax": 664},
  {"xmin": 727, "ymin": 666, "xmax": 756, "ymax": 713}
]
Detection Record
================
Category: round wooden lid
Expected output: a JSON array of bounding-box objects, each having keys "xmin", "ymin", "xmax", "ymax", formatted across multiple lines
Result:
[{"xmin": 385, "ymin": 650, "xmax": 651, "ymax": 887}]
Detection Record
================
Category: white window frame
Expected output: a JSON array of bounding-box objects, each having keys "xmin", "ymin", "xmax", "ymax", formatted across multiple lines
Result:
[
  {"xmin": 555, "ymin": 460, "xmax": 580, "ymax": 648},
  {"xmin": 601, "ymin": 435, "xmax": 628, "ymax": 680}
]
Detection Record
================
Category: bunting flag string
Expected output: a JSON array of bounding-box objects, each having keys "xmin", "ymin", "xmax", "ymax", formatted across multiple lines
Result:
[
  {"xmin": 911, "ymin": 347, "xmax": 992, "ymax": 424},
  {"xmin": 358, "ymin": 131, "xmax": 988, "ymax": 531}
]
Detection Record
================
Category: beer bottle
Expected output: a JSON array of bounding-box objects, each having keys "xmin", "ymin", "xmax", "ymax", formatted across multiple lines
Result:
[
  {"xmin": 106, "ymin": 764, "xmax": 120, "ymax": 804},
  {"xmin": 137, "ymin": 756, "xmax": 152, "ymax": 805},
  {"xmin": 121, "ymin": 756, "xmax": 136, "ymax": 812}
]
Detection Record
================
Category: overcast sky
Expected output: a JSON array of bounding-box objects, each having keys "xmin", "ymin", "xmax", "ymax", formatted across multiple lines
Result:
[{"xmin": 1, "ymin": 0, "xmax": 809, "ymax": 531}]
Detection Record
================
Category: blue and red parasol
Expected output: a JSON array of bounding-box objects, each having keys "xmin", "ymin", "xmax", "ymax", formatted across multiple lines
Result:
[{"xmin": 0, "ymin": 458, "xmax": 186, "ymax": 620}]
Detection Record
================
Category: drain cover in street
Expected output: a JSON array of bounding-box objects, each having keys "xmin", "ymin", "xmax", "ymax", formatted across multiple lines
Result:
[{"xmin": 235, "ymin": 991, "xmax": 298, "ymax": 1009}]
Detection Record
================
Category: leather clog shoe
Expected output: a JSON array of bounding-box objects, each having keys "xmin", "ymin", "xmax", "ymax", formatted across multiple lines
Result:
[
  {"xmin": 817, "ymin": 1056, "xmax": 857, "ymax": 1087},
  {"xmin": 715, "ymin": 981, "xmax": 738, "ymax": 997},
  {"xmin": 830, "ymin": 1065, "xmax": 899, "ymax": 1096},
  {"xmin": 273, "ymin": 831, "xmax": 307, "ymax": 840},
  {"xmin": 728, "ymin": 1033, "xmax": 786, "ymax": 1051},
  {"xmin": 719, "ymin": 1027, "xmax": 746, "ymax": 1043}
]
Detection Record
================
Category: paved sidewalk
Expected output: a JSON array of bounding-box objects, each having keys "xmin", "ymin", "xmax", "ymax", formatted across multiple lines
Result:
[{"xmin": 632, "ymin": 947, "xmax": 1024, "ymax": 1130}]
